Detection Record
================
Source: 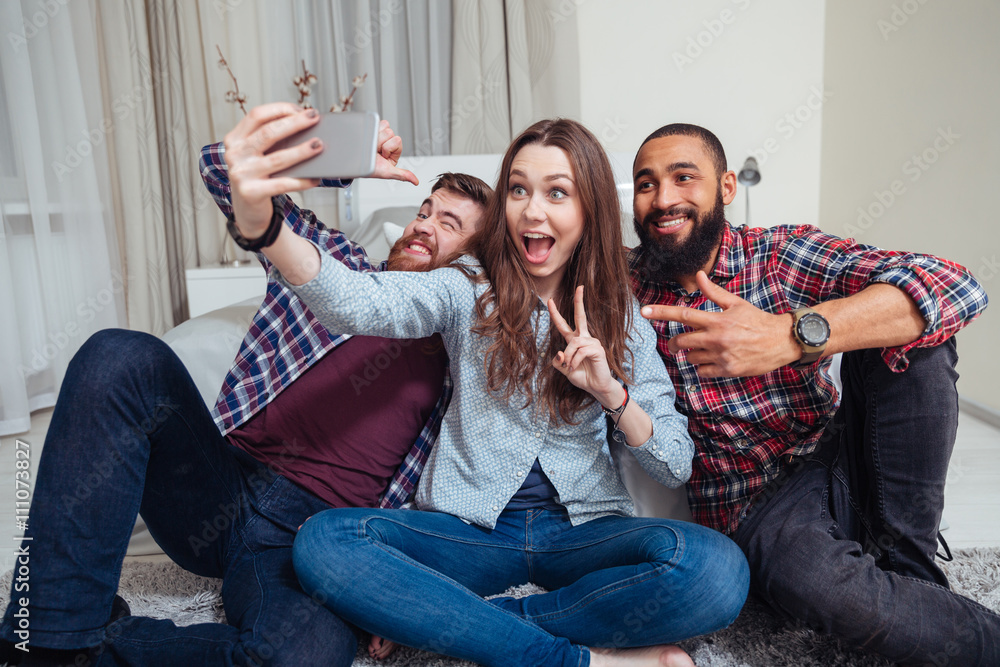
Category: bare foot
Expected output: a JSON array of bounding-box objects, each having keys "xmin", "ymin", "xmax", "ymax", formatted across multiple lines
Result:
[
  {"xmin": 589, "ymin": 644, "xmax": 695, "ymax": 667},
  {"xmin": 368, "ymin": 635, "xmax": 400, "ymax": 660}
]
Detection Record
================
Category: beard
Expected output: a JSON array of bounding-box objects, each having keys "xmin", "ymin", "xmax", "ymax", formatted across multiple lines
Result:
[
  {"xmin": 386, "ymin": 233, "xmax": 439, "ymax": 272},
  {"xmin": 633, "ymin": 190, "xmax": 727, "ymax": 284}
]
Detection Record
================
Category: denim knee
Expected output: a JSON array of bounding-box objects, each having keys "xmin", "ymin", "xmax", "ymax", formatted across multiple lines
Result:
[
  {"xmin": 636, "ymin": 523, "xmax": 749, "ymax": 638},
  {"xmin": 292, "ymin": 509, "xmax": 365, "ymax": 603},
  {"xmin": 71, "ymin": 329, "xmax": 179, "ymax": 389},
  {"xmin": 684, "ymin": 526, "xmax": 750, "ymax": 630},
  {"xmin": 755, "ymin": 532, "xmax": 881, "ymax": 638}
]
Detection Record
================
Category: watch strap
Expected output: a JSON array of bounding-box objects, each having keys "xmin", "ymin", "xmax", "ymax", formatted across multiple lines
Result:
[
  {"xmin": 791, "ymin": 307, "xmax": 828, "ymax": 369},
  {"xmin": 226, "ymin": 198, "xmax": 285, "ymax": 252}
]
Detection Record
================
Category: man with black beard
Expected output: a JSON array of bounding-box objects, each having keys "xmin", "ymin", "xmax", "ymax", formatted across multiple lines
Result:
[{"xmin": 626, "ymin": 123, "xmax": 998, "ymax": 665}]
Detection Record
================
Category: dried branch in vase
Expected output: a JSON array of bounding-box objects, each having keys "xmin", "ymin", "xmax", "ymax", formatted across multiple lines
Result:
[
  {"xmin": 215, "ymin": 45, "xmax": 247, "ymax": 115},
  {"xmin": 213, "ymin": 46, "xmax": 366, "ymax": 117},
  {"xmin": 293, "ymin": 60, "xmax": 318, "ymax": 109},
  {"xmin": 331, "ymin": 73, "xmax": 367, "ymax": 113}
]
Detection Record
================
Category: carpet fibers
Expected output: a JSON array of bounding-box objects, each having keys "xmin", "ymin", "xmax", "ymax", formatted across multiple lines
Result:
[{"xmin": 2, "ymin": 549, "xmax": 997, "ymax": 666}]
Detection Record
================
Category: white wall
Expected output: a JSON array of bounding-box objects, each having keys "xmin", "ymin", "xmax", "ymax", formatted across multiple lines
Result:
[
  {"xmin": 575, "ymin": 0, "xmax": 827, "ymax": 231},
  {"xmin": 820, "ymin": 0, "xmax": 1000, "ymax": 411}
]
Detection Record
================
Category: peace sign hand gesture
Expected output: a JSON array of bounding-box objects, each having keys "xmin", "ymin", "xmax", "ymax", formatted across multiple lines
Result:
[{"xmin": 548, "ymin": 286, "xmax": 618, "ymax": 404}]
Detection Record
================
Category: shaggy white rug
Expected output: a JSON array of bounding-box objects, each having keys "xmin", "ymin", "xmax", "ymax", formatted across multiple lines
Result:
[{"xmin": 2, "ymin": 549, "xmax": 998, "ymax": 666}]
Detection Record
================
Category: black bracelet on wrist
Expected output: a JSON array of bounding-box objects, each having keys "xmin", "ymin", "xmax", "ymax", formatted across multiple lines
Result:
[
  {"xmin": 602, "ymin": 384, "xmax": 630, "ymax": 444},
  {"xmin": 227, "ymin": 198, "xmax": 285, "ymax": 252}
]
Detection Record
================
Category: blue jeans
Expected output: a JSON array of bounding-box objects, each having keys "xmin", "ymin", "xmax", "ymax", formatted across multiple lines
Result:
[
  {"xmin": 293, "ymin": 506, "xmax": 749, "ymax": 667},
  {"xmin": 0, "ymin": 330, "xmax": 358, "ymax": 666},
  {"xmin": 732, "ymin": 339, "xmax": 1000, "ymax": 666}
]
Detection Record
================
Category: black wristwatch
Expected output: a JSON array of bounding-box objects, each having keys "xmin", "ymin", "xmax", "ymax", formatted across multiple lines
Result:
[
  {"xmin": 790, "ymin": 307, "xmax": 830, "ymax": 368},
  {"xmin": 226, "ymin": 198, "xmax": 285, "ymax": 252}
]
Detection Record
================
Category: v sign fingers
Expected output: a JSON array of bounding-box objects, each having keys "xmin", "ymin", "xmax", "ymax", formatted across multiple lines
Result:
[
  {"xmin": 547, "ymin": 297, "xmax": 576, "ymax": 343},
  {"xmin": 547, "ymin": 286, "xmax": 617, "ymax": 399}
]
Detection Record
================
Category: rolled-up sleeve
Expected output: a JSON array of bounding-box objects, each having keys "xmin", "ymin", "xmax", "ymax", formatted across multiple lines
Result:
[
  {"xmin": 871, "ymin": 257, "xmax": 988, "ymax": 370},
  {"xmin": 780, "ymin": 227, "xmax": 988, "ymax": 371}
]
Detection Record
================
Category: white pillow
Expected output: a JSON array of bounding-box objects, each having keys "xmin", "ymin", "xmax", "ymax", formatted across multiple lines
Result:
[
  {"xmin": 162, "ymin": 298, "xmax": 261, "ymax": 408},
  {"xmin": 349, "ymin": 206, "xmax": 418, "ymax": 263},
  {"xmin": 382, "ymin": 221, "xmax": 405, "ymax": 249}
]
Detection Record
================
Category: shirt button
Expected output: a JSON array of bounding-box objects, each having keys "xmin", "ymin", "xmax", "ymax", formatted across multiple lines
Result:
[
  {"xmin": 683, "ymin": 295, "xmax": 693, "ymax": 304},
  {"xmin": 492, "ymin": 505, "xmax": 499, "ymax": 511},
  {"xmin": 534, "ymin": 432, "xmax": 541, "ymax": 438}
]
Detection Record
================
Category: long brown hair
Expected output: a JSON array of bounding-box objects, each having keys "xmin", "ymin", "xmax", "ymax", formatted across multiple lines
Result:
[{"xmin": 468, "ymin": 118, "xmax": 633, "ymax": 424}]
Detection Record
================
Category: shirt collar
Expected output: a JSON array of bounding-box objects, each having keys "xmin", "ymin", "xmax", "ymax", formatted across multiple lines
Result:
[
  {"xmin": 712, "ymin": 223, "xmax": 746, "ymax": 280},
  {"xmin": 630, "ymin": 222, "xmax": 745, "ymax": 293}
]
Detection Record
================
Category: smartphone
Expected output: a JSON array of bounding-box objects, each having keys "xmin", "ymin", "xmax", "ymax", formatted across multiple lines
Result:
[{"xmin": 269, "ymin": 111, "xmax": 380, "ymax": 179}]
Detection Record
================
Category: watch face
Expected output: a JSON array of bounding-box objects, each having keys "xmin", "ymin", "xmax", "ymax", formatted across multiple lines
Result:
[{"xmin": 798, "ymin": 313, "xmax": 830, "ymax": 346}]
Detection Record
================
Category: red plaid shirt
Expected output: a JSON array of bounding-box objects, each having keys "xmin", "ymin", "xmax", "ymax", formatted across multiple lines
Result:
[{"xmin": 628, "ymin": 224, "xmax": 988, "ymax": 534}]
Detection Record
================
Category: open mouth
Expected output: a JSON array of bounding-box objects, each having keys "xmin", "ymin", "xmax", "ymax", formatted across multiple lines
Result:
[
  {"xmin": 402, "ymin": 240, "xmax": 432, "ymax": 257},
  {"xmin": 650, "ymin": 214, "xmax": 690, "ymax": 235},
  {"xmin": 522, "ymin": 232, "xmax": 555, "ymax": 264}
]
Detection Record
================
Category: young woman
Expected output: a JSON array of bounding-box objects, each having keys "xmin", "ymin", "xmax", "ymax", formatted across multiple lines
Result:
[{"xmin": 250, "ymin": 115, "xmax": 749, "ymax": 667}]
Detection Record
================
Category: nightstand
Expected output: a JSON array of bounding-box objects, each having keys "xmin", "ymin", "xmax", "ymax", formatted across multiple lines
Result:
[{"xmin": 185, "ymin": 264, "xmax": 267, "ymax": 319}]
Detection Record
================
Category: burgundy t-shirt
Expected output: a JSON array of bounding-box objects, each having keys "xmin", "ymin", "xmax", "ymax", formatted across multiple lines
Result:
[{"xmin": 226, "ymin": 334, "xmax": 447, "ymax": 509}]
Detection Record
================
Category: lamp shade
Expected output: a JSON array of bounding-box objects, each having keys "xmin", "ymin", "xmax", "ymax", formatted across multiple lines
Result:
[{"xmin": 737, "ymin": 157, "xmax": 761, "ymax": 187}]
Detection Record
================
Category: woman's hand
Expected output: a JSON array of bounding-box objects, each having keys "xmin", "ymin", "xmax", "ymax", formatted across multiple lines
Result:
[{"xmin": 548, "ymin": 286, "xmax": 620, "ymax": 407}]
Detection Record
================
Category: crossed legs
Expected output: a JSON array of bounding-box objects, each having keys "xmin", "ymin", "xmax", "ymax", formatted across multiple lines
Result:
[{"xmin": 293, "ymin": 507, "xmax": 748, "ymax": 667}]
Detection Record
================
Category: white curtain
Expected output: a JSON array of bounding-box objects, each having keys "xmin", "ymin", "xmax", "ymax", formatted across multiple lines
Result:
[
  {"xmin": 450, "ymin": 0, "xmax": 582, "ymax": 154},
  {"xmin": 0, "ymin": 1, "xmax": 124, "ymax": 435},
  {"xmin": 259, "ymin": 0, "xmax": 453, "ymax": 158}
]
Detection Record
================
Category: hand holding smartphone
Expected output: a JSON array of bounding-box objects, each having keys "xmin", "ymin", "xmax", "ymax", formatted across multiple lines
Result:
[{"xmin": 268, "ymin": 111, "xmax": 380, "ymax": 179}]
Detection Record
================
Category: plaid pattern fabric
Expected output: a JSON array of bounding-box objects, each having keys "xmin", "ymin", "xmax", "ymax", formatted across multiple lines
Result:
[
  {"xmin": 628, "ymin": 223, "xmax": 988, "ymax": 534},
  {"xmin": 198, "ymin": 142, "xmax": 449, "ymax": 508}
]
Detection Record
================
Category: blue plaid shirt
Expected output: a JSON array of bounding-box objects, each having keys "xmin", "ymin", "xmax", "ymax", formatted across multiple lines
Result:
[{"xmin": 198, "ymin": 142, "xmax": 450, "ymax": 508}]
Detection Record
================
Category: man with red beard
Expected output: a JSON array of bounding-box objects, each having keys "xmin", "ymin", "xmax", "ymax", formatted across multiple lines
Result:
[
  {"xmin": 628, "ymin": 123, "xmax": 996, "ymax": 665},
  {"xmin": 0, "ymin": 104, "xmax": 489, "ymax": 667}
]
